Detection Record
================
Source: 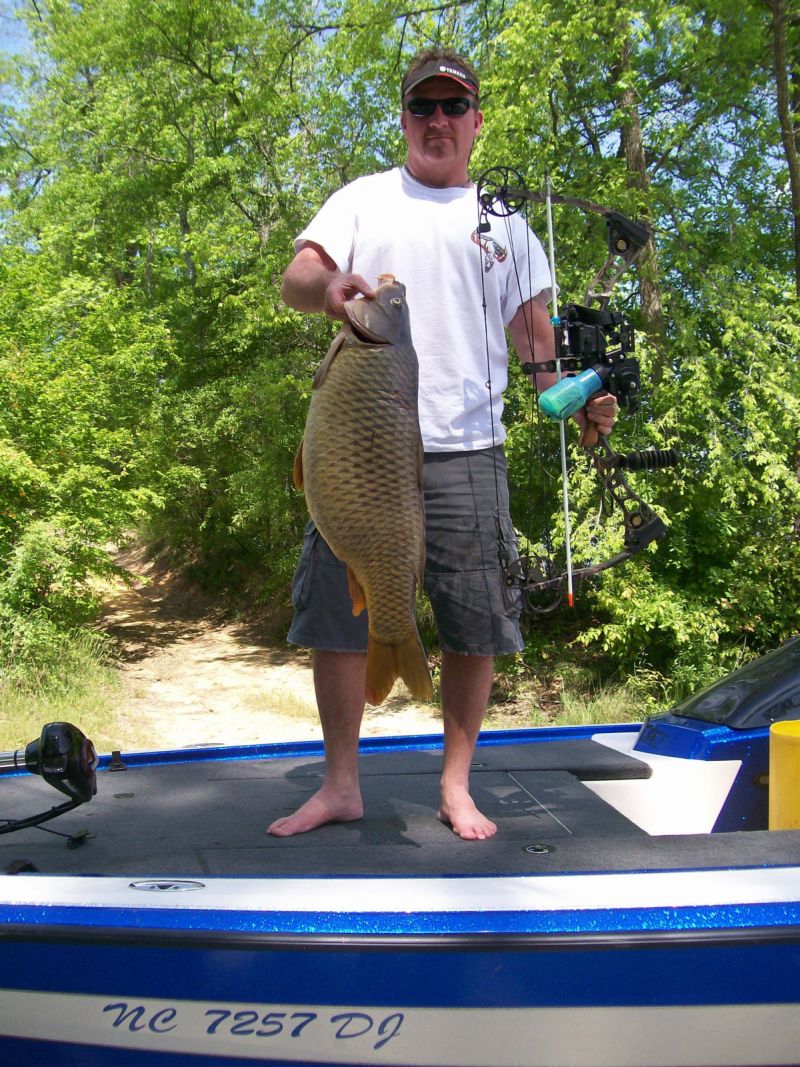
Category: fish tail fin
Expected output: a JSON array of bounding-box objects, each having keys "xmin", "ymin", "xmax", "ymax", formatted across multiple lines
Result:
[
  {"xmin": 397, "ymin": 631, "xmax": 434, "ymax": 703},
  {"xmin": 365, "ymin": 633, "xmax": 433, "ymax": 707}
]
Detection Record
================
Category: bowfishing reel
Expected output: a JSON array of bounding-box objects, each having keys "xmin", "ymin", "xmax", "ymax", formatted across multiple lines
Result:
[
  {"xmin": 531, "ymin": 302, "xmax": 642, "ymax": 420},
  {"xmin": 0, "ymin": 721, "xmax": 98, "ymax": 836}
]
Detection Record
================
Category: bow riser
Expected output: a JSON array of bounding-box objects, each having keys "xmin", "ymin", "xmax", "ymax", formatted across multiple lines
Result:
[{"xmin": 476, "ymin": 166, "xmax": 677, "ymax": 614}]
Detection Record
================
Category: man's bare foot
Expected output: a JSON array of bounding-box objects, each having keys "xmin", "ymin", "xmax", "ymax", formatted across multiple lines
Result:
[
  {"xmin": 438, "ymin": 789, "xmax": 497, "ymax": 841},
  {"xmin": 267, "ymin": 787, "xmax": 363, "ymax": 837}
]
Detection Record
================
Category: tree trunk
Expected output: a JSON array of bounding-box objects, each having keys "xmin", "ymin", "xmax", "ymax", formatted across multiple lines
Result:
[
  {"xmin": 766, "ymin": 0, "xmax": 800, "ymax": 297},
  {"xmin": 617, "ymin": 37, "xmax": 666, "ymax": 348},
  {"xmin": 178, "ymin": 208, "xmax": 197, "ymax": 285}
]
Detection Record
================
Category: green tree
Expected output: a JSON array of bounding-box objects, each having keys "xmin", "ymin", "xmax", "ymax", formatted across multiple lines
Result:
[
  {"xmin": 0, "ymin": 0, "xmax": 796, "ymax": 699},
  {"xmin": 478, "ymin": 0, "xmax": 799, "ymax": 687}
]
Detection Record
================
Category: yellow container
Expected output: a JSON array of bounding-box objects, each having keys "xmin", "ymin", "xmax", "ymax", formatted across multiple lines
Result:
[{"xmin": 769, "ymin": 721, "xmax": 800, "ymax": 830}]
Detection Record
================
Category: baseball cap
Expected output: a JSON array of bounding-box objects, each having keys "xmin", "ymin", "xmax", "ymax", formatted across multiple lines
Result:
[{"xmin": 401, "ymin": 58, "xmax": 479, "ymax": 99}]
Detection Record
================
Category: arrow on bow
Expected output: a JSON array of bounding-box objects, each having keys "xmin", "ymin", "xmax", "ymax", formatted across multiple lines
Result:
[{"xmin": 476, "ymin": 166, "xmax": 678, "ymax": 614}]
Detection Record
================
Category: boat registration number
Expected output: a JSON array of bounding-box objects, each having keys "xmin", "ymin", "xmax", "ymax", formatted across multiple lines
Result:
[{"xmin": 106, "ymin": 999, "xmax": 404, "ymax": 1049}]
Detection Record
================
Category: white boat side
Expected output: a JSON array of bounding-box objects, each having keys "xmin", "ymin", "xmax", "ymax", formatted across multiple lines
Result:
[
  {"xmin": 588, "ymin": 731, "xmax": 743, "ymax": 834},
  {"xmin": 1, "ymin": 865, "xmax": 799, "ymax": 915},
  {"xmin": 0, "ymin": 989, "xmax": 799, "ymax": 1066}
]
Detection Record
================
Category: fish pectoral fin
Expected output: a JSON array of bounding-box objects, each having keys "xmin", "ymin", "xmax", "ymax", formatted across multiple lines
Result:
[
  {"xmin": 312, "ymin": 330, "xmax": 347, "ymax": 389},
  {"xmin": 292, "ymin": 441, "xmax": 304, "ymax": 491},
  {"xmin": 365, "ymin": 633, "xmax": 433, "ymax": 707},
  {"xmin": 346, "ymin": 568, "xmax": 368, "ymax": 616}
]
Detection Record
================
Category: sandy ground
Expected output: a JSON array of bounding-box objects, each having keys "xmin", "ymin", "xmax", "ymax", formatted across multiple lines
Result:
[{"xmin": 100, "ymin": 548, "xmax": 443, "ymax": 751}]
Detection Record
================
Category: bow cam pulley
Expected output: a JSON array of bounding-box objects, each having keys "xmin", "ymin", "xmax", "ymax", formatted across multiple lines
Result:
[{"xmin": 477, "ymin": 166, "xmax": 528, "ymax": 227}]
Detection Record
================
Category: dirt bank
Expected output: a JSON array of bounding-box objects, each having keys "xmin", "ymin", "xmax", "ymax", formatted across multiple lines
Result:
[{"xmin": 100, "ymin": 546, "xmax": 442, "ymax": 751}]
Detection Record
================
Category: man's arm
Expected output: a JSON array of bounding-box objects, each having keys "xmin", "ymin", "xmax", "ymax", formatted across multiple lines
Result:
[
  {"xmin": 281, "ymin": 242, "xmax": 374, "ymax": 321},
  {"xmin": 508, "ymin": 296, "xmax": 617, "ymax": 446},
  {"xmin": 507, "ymin": 293, "xmax": 558, "ymax": 391}
]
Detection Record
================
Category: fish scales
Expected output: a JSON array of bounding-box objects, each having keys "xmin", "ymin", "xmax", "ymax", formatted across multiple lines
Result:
[
  {"xmin": 294, "ymin": 276, "xmax": 433, "ymax": 706},
  {"xmin": 304, "ymin": 345, "xmax": 422, "ymax": 640}
]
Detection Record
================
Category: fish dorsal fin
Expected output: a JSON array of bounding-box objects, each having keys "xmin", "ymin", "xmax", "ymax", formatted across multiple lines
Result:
[{"xmin": 312, "ymin": 330, "xmax": 347, "ymax": 389}]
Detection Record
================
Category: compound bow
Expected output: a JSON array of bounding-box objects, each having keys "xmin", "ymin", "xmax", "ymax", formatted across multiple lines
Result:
[{"xmin": 475, "ymin": 166, "xmax": 678, "ymax": 614}]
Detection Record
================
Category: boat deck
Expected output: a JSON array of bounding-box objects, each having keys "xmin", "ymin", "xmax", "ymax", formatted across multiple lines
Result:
[{"xmin": 3, "ymin": 734, "xmax": 800, "ymax": 878}]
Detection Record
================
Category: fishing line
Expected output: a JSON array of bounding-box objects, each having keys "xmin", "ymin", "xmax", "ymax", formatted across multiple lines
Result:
[
  {"xmin": 496, "ymin": 199, "xmax": 540, "ymax": 564},
  {"xmin": 486, "ymin": 178, "xmax": 564, "ymax": 610},
  {"xmin": 475, "ymin": 187, "xmax": 525, "ymax": 613},
  {"xmin": 475, "ymin": 190, "xmax": 503, "ymax": 521},
  {"xmin": 544, "ymin": 173, "xmax": 574, "ymax": 606}
]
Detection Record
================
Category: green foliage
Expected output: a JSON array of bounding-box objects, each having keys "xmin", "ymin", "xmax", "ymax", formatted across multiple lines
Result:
[
  {"xmin": 481, "ymin": 0, "xmax": 800, "ymax": 699},
  {"xmin": 0, "ymin": 520, "xmax": 103, "ymax": 625},
  {"xmin": 0, "ymin": 0, "xmax": 796, "ymax": 703},
  {"xmin": 0, "ymin": 623, "xmax": 125, "ymax": 751},
  {"xmin": 0, "ymin": 241, "xmax": 169, "ymax": 673},
  {"xmin": 558, "ymin": 271, "xmax": 797, "ymax": 689}
]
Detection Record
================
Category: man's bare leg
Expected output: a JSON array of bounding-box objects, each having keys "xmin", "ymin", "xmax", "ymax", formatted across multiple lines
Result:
[
  {"xmin": 267, "ymin": 650, "xmax": 366, "ymax": 836},
  {"xmin": 437, "ymin": 652, "xmax": 497, "ymax": 840}
]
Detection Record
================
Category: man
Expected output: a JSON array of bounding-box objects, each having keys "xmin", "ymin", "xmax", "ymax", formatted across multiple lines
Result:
[{"xmin": 271, "ymin": 48, "xmax": 616, "ymax": 841}]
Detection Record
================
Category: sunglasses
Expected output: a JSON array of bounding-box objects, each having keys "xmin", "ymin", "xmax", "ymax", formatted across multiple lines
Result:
[{"xmin": 404, "ymin": 97, "xmax": 476, "ymax": 118}]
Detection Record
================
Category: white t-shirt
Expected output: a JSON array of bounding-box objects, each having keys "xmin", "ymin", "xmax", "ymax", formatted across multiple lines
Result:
[{"xmin": 295, "ymin": 166, "xmax": 552, "ymax": 452}]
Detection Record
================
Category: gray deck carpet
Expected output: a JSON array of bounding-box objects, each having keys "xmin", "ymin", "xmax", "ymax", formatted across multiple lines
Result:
[{"xmin": 2, "ymin": 738, "xmax": 799, "ymax": 878}]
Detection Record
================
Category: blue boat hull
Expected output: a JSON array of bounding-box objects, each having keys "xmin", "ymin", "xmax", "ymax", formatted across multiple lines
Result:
[
  {"xmin": 3, "ymin": 633, "xmax": 800, "ymax": 1066},
  {"xmin": 2, "ymin": 924, "xmax": 800, "ymax": 1064}
]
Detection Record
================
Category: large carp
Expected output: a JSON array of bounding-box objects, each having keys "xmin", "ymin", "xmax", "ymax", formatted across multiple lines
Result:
[{"xmin": 293, "ymin": 275, "xmax": 433, "ymax": 706}]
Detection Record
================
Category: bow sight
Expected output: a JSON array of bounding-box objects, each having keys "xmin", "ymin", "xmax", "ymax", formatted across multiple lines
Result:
[{"xmin": 476, "ymin": 166, "xmax": 652, "ymax": 311}]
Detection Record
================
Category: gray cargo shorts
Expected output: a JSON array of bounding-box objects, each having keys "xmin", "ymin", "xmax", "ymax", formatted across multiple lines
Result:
[{"xmin": 287, "ymin": 446, "xmax": 524, "ymax": 656}]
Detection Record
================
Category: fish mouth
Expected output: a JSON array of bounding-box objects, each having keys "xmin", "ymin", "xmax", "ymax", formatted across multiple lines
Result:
[{"xmin": 344, "ymin": 300, "xmax": 391, "ymax": 344}]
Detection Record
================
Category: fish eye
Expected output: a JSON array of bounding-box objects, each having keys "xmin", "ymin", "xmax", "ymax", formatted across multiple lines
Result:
[{"xmin": 390, "ymin": 298, "xmax": 403, "ymax": 307}]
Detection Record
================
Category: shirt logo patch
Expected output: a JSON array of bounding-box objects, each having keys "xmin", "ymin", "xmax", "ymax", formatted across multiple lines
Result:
[{"xmin": 471, "ymin": 229, "xmax": 507, "ymax": 273}]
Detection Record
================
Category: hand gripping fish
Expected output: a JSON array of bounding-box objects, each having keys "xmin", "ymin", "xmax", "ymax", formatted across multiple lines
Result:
[{"xmin": 293, "ymin": 275, "xmax": 434, "ymax": 706}]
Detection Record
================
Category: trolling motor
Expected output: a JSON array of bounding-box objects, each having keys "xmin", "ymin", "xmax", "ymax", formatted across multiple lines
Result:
[{"xmin": 0, "ymin": 722, "xmax": 98, "ymax": 835}]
